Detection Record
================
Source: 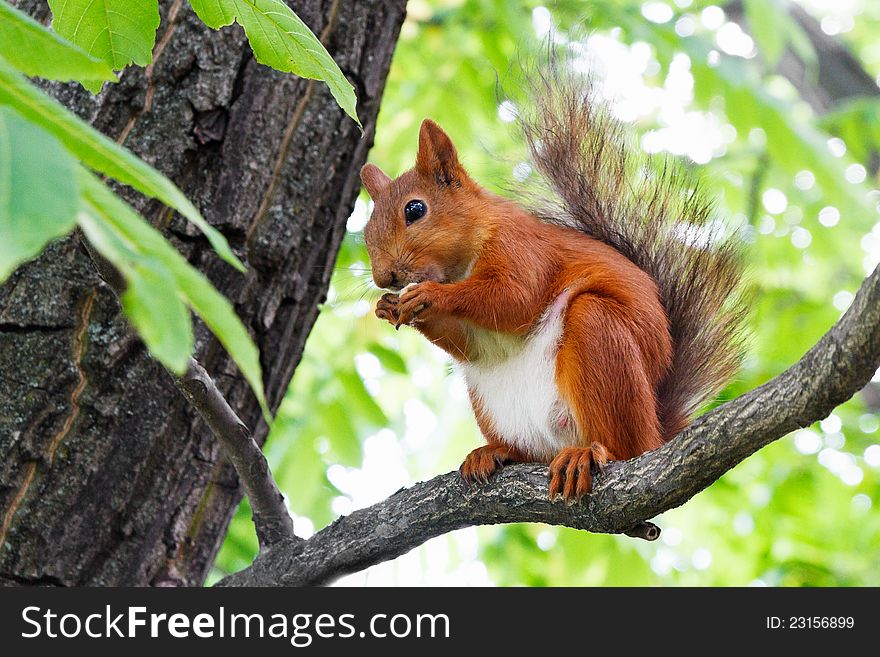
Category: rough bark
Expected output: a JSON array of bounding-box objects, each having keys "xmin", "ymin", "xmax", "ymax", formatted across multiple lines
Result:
[
  {"xmin": 0, "ymin": 0, "xmax": 406, "ymax": 586},
  {"xmin": 220, "ymin": 262, "xmax": 880, "ymax": 587}
]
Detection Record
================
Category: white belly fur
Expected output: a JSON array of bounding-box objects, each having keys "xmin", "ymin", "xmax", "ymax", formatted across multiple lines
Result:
[{"xmin": 460, "ymin": 299, "xmax": 575, "ymax": 460}]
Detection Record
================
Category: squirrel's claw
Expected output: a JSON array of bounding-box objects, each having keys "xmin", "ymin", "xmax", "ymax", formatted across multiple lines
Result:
[
  {"xmin": 548, "ymin": 447, "xmax": 594, "ymax": 500},
  {"xmin": 460, "ymin": 446, "xmax": 502, "ymax": 485},
  {"xmin": 375, "ymin": 293, "xmax": 400, "ymax": 327},
  {"xmin": 395, "ymin": 282, "xmax": 435, "ymax": 327},
  {"xmin": 459, "ymin": 443, "xmax": 526, "ymax": 485}
]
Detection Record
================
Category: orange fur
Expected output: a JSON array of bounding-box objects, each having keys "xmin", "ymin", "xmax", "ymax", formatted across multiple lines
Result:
[{"xmin": 361, "ymin": 119, "xmax": 717, "ymax": 499}]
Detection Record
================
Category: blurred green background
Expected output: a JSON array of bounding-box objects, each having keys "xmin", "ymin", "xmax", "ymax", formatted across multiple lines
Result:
[{"xmin": 210, "ymin": 0, "xmax": 880, "ymax": 586}]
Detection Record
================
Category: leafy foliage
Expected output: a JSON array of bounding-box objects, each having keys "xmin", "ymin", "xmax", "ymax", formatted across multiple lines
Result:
[
  {"xmin": 77, "ymin": 197, "xmax": 194, "ymax": 374},
  {"xmin": 743, "ymin": 0, "xmax": 815, "ymax": 71},
  {"xmin": 77, "ymin": 170, "xmax": 268, "ymax": 414},
  {"xmin": 0, "ymin": 49, "xmax": 270, "ymax": 407},
  {"xmin": 0, "ymin": 1, "xmax": 117, "ymax": 91},
  {"xmin": 0, "ymin": 56, "xmax": 243, "ymax": 272},
  {"xmin": 0, "ymin": 0, "xmax": 361, "ymax": 411},
  {"xmin": 189, "ymin": 0, "xmax": 360, "ymax": 124},
  {"xmin": 0, "ymin": 106, "xmax": 78, "ymax": 280},
  {"xmin": 214, "ymin": 0, "xmax": 880, "ymax": 586},
  {"xmin": 47, "ymin": 0, "xmax": 160, "ymax": 76}
]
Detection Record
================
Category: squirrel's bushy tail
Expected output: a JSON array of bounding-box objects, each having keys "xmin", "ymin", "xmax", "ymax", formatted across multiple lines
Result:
[{"xmin": 517, "ymin": 63, "xmax": 747, "ymax": 440}]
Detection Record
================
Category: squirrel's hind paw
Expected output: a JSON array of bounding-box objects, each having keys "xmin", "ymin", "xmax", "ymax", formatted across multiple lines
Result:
[
  {"xmin": 459, "ymin": 443, "xmax": 526, "ymax": 485},
  {"xmin": 548, "ymin": 446, "xmax": 596, "ymax": 500}
]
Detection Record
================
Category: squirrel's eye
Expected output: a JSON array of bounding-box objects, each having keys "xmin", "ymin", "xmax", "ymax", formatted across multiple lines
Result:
[{"xmin": 404, "ymin": 199, "xmax": 427, "ymax": 225}]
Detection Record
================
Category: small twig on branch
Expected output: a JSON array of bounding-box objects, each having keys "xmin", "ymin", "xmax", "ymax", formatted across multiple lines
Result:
[
  {"xmin": 217, "ymin": 263, "xmax": 880, "ymax": 586},
  {"xmin": 175, "ymin": 358, "xmax": 296, "ymax": 549},
  {"xmin": 78, "ymin": 233, "xmax": 297, "ymax": 550},
  {"xmin": 625, "ymin": 521, "xmax": 661, "ymax": 541}
]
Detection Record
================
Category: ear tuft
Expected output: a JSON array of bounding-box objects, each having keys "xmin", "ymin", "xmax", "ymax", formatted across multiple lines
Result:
[
  {"xmin": 416, "ymin": 119, "xmax": 464, "ymax": 187},
  {"xmin": 360, "ymin": 163, "xmax": 391, "ymax": 198}
]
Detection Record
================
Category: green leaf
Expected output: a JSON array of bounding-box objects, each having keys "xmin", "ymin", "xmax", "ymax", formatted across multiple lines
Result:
[
  {"xmin": 77, "ymin": 206, "xmax": 193, "ymax": 373},
  {"xmin": 189, "ymin": 0, "xmax": 359, "ymax": 125},
  {"xmin": 367, "ymin": 342, "xmax": 408, "ymax": 374},
  {"xmin": 0, "ymin": 1, "xmax": 117, "ymax": 92},
  {"xmin": 48, "ymin": 0, "xmax": 160, "ymax": 73},
  {"xmin": 743, "ymin": 0, "xmax": 817, "ymax": 76},
  {"xmin": 339, "ymin": 368, "xmax": 388, "ymax": 427},
  {"xmin": 819, "ymin": 97, "xmax": 880, "ymax": 164},
  {"xmin": 743, "ymin": 0, "xmax": 787, "ymax": 68},
  {"xmin": 323, "ymin": 399, "xmax": 361, "ymax": 466},
  {"xmin": 0, "ymin": 56, "xmax": 245, "ymax": 271},
  {"xmin": 76, "ymin": 170, "xmax": 269, "ymax": 417},
  {"xmin": 122, "ymin": 263, "xmax": 194, "ymax": 374},
  {"xmin": 0, "ymin": 106, "xmax": 78, "ymax": 281},
  {"xmin": 173, "ymin": 253, "xmax": 270, "ymax": 419}
]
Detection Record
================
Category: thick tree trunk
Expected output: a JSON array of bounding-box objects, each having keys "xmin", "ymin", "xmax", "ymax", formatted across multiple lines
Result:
[{"xmin": 0, "ymin": 0, "xmax": 406, "ymax": 586}]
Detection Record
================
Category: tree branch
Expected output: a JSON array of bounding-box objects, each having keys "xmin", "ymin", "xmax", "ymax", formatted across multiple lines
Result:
[
  {"xmin": 174, "ymin": 358, "xmax": 296, "ymax": 549},
  {"xmin": 726, "ymin": 0, "xmax": 880, "ymax": 115},
  {"xmin": 78, "ymin": 233, "xmax": 297, "ymax": 550},
  {"xmin": 218, "ymin": 263, "xmax": 880, "ymax": 586}
]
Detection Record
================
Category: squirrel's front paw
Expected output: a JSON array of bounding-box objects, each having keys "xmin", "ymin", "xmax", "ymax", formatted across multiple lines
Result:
[
  {"xmin": 375, "ymin": 293, "xmax": 400, "ymax": 326},
  {"xmin": 395, "ymin": 282, "xmax": 442, "ymax": 328}
]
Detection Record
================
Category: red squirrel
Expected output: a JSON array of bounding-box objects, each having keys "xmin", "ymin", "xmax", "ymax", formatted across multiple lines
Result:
[{"xmin": 359, "ymin": 74, "xmax": 745, "ymax": 500}]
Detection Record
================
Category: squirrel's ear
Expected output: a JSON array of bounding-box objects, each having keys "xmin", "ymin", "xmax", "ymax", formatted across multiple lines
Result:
[
  {"xmin": 416, "ymin": 119, "xmax": 465, "ymax": 187},
  {"xmin": 360, "ymin": 163, "xmax": 391, "ymax": 198}
]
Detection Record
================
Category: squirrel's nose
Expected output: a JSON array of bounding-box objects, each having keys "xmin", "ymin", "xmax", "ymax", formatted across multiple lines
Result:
[{"xmin": 375, "ymin": 270, "xmax": 401, "ymax": 291}]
